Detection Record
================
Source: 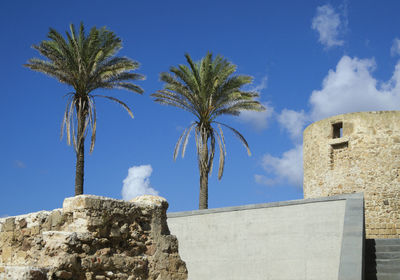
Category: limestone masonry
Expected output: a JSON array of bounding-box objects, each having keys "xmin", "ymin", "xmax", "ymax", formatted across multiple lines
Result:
[
  {"xmin": 0, "ymin": 195, "xmax": 187, "ymax": 280},
  {"xmin": 303, "ymin": 111, "xmax": 400, "ymax": 239}
]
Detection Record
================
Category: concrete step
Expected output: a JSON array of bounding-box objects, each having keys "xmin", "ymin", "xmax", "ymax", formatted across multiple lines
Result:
[
  {"xmin": 376, "ymin": 264, "xmax": 400, "ymax": 273},
  {"xmin": 376, "ymin": 252, "xmax": 400, "ymax": 259},
  {"xmin": 376, "ymin": 258, "xmax": 400, "ymax": 265},
  {"xmin": 366, "ymin": 255, "xmax": 400, "ymax": 265},
  {"xmin": 366, "ymin": 263, "xmax": 400, "ymax": 274},
  {"xmin": 365, "ymin": 239, "xmax": 400, "ymax": 279},
  {"xmin": 375, "ymin": 239, "xmax": 400, "ymax": 246},
  {"xmin": 365, "ymin": 272, "xmax": 400, "ymax": 280},
  {"xmin": 375, "ymin": 245, "xmax": 400, "ymax": 252}
]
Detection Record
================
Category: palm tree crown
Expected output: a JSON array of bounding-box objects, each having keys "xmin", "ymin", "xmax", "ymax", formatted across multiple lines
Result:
[
  {"xmin": 25, "ymin": 23, "xmax": 144, "ymax": 195},
  {"xmin": 152, "ymin": 52, "xmax": 265, "ymax": 209}
]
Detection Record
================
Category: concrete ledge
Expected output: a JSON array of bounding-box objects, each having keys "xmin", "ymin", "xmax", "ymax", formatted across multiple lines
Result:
[
  {"xmin": 338, "ymin": 193, "xmax": 364, "ymax": 280},
  {"xmin": 168, "ymin": 193, "xmax": 360, "ymax": 218}
]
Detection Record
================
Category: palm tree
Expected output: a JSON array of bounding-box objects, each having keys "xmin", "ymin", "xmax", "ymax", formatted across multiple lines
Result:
[
  {"xmin": 152, "ymin": 53, "xmax": 265, "ymax": 209},
  {"xmin": 25, "ymin": 23, "xmax": 144, "ymax": 196}
]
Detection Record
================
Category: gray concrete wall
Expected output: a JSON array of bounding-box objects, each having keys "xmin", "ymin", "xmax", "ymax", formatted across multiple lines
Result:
[{"xmin": 168, "ymin": 194, "xmax": 364, "ymax": 280}]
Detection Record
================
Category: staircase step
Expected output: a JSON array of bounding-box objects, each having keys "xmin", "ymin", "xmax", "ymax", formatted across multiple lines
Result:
[
  {"xmin": 374, "ymin": 239, "xmax": 400, "ymax": 246},
  {"xmin": 365, "ymin": 262, "xmax": 400, "ymax": 274},
  {"xmin": 365, "ymin": 272, "xmax": 400, "ymax": 280},
  {"xmin": 376, "ymin": 264, "xmax": 400, "ymax": 273},
  {"xmin": 375, "ymin": 245, "xmax": 400, "ymax": 252},
  {"xmin": 365, "ymin": 239, "xmax": 400, "ymax": 279},
  {"xmin": 377, "ymin": 258, "xmax": 400, "ymax": 264},
  {"xmin": 376, "ymin": 252, "xmax": 400, "ymax": 259}
]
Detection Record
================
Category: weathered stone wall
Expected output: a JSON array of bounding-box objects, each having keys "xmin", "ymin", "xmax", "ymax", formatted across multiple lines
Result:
[
  {"xmin": 303, "ymin": 111, "xmax": 400, "ymax": 238},
  {"xmin": 0, "ymin": 195, "xmax": 187, "ymax": 280}
]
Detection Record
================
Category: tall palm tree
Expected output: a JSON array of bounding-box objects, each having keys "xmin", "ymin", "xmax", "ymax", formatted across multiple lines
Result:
[
  {"xmin": 25, "ymin": 23, "xmax": 144, "ymax": 196},
  {"xmin": 152, "ymin": 53, "xmax": 265, "ymax": 209}
]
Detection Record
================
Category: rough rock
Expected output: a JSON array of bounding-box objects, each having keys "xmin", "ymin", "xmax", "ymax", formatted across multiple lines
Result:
[{"xmin": 0, "ymin": 195, "xmax": 187, "ymax": 280}]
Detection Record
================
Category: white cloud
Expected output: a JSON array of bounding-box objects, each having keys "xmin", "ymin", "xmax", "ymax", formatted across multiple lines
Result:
[
  {"xmin": 256, "ymin": 145, "xmax": 303, "ymax": 187},
  {"xmin": 259, "ymin": 55, "xmax": 400, "ymax": 188},
  {"xmin": 310, "ymin": 56, "xmax": 400, "ymax": 121},
  {"xmin": 239, "ymin": 102, "xmax": 274, "ymax": 130},
  {"xmin": 391, "ymin": 38, "xmax": 400, "ymax": 56},
  {"xmin": 278, "ymin": 109, "xmax": 309, "ymax": 141},
  {"xmin": 121, "ymin": 165, "xmax": 159, "ymax": 201},
  {"xmin": 312, "ymin": 4, "xmax": 344, "ymax": 48}
]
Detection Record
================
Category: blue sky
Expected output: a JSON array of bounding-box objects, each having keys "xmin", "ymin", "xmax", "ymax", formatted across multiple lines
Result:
[{"xmin": 2, "ymin": 0, "xmax": 400, "ymax": 215}]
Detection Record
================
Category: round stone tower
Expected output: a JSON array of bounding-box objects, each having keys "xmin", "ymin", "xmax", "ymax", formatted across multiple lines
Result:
[{"xmin": 303, "ymin": 111, "xmax": 400, "ymax": 239}]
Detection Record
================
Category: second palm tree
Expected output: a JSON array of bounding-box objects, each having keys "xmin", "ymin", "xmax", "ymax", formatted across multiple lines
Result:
[{"xmin": 152, "ymin": 53, "xmax": 265, "ymax": 209}]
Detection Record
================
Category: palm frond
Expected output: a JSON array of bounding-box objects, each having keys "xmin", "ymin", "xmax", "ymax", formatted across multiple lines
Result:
[
  {"xmin": 151, "ymin": 90, "xmax": 199, "ymax": 117},
  {"xmin": 217, "ymin": 124, "xmax": 226, "ymax": 156},
  {"xmin": 184, "ymin": 53, "xmax": 201, "ymax": 90},
  {"xmin": 93, "ymin": 95, "xmax": 134, "ymax": 118},
  {"xmin": 213, "ymin": 100, "xmax": 265, "ymax": 119},
  {"xmin": 88, "ymin": 97, "xmax": 97, "ymax": 153},
  {"xmin": 208, "ymin": 131, "xmax": 216, "ymax": 175},
  {"xmin": 68, "ymin": 98, "xmax": 77, "ymax": 151},
  {"xmin": 194, "ymin": 126, "xmax": 201, "ymax": 169},
  {"xmin": 214, "ymin": 128, "xmax": 226, "ymax": 179},
  {"xmin": 181, "ymin": 122, "xmax": 196, "ymax": 158},
  {"xmin": 216, "ymin": 122, "xmax": 251, "ymax": 156},
  {"xmin": 173, "ymin": 126, "xmax": 188, "ymax": 161},
  {"xmin": 60, "ymin": 94, "xmax": 74, "ymax": 141},
  {"xmin": 24, "ymin": 59, "xmax": 74, "ymax": 85}
]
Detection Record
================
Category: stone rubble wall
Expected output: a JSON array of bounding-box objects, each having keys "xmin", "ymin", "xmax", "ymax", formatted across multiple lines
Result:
[
  {"xmin": 0, "ymin": 195, "xmax": 187, "ymax": 280},
  {"xmin": 303, "ymin": 111, "xmax": 400, "ymax": 239}
]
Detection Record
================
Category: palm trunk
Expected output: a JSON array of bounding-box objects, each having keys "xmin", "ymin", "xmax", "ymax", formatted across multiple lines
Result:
[
  {"xmin": 199, "ymin": 169, "xmax": 208, "ymax": 209},
  {"xmin": 74, "ymin": 110, "xmax": 85, "ymax": 196},
  {"xmin": 199, "ymin": 129, "xmax": 209, "ymax": 209}
]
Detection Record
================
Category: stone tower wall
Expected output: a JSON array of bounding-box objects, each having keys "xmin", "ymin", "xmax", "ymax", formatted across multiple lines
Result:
[{"xmin": 303, "ymin": 111, "xmax": 400, "ymax": 239}]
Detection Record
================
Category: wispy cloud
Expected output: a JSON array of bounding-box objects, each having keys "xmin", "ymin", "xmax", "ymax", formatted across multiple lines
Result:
[
  {"xmin": 14, "ymin": 160, "xmax": 26, "ymax": 169},
  {"xmin": 256, "ymin": 145, "xmax": 303, "ymax": 187},
  {"xmin": 311, "ymin": 4, "xmax": 345, "ymax": 48},
  {"xmin": 250, "ymin": 75, "xmax": 268, "ymax": 92},
  {"xmin": 278, "ymin": 109, "xmax": 309, "ymax": 141},
  {"xmin": 391, "ymin": 38, "xmax": 400, "ymax": 56},
  {"xmin": 121, "ymin": 165, "xmax": 159, "ymax": 201}
]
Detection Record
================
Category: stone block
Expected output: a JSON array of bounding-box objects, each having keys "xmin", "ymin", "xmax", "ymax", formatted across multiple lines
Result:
[
  {"xmin": 0, "ymin": 195, "xmax": 187, "ymax": 280},
  {"xmin": 131, "ymin": 195, "xmax": 168, "ymax": 208},
  {"xmin": 3, "ymin": 218, "xmax": 15, "ymax": 232},
  {"xmin": 1, "ymin": 246, "xmax": 13, "ymax": 263}
]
